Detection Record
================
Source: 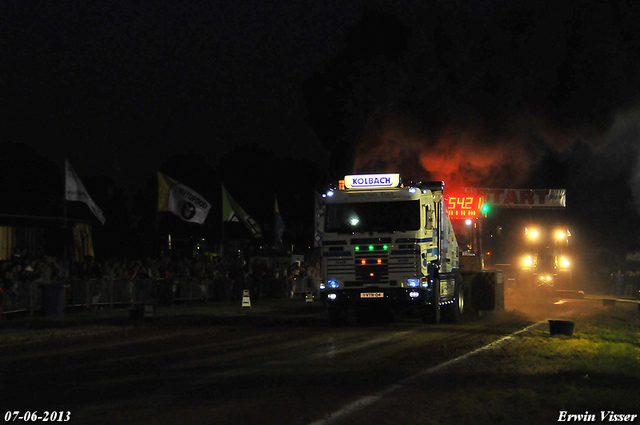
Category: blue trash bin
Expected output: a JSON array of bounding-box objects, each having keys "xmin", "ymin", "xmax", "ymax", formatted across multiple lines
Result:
[{"xmin": 41, "ymin": 283, "xmax": 66, "ymax": 315}]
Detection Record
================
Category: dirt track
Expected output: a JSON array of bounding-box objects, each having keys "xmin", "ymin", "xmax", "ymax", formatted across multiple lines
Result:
[{"xmin": 1, "ymin": 294, "xmax": 602, "ymax": 425}]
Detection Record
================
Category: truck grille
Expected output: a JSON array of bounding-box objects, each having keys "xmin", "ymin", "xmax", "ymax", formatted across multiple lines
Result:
[{"xmin": 354, "ymin": 251, "xmax": 389, "ymax": 283}]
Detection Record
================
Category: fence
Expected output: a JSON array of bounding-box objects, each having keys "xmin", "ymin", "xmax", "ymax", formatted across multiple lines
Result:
[
  {"xmin": 0, "ymin": 274, "xmax": 320, "ymax": 316},
  {"xmin": 0, "ymin": 276, "xmax": 240, "ymax": 316}
]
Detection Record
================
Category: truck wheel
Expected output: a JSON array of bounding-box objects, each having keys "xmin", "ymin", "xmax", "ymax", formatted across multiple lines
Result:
[
  {"xmin": 443, "ymin": 275, "xmax": 464, "ymax": 323},
  {"xmin": 423, "ymin": 277, "xmax": 441, "ymax": 324},
  {"xmin": 355, "ymin": 307, "xmax": 370, "ymax": 325},
  {"xmin": 329, "ymin": 306, "xmax": 348, "ymax": 326}
]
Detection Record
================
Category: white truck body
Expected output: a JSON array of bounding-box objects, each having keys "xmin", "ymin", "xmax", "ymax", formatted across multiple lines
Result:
[{"xmin": 316, "ymin": 174, "xmax": 470, "ymax": 325}]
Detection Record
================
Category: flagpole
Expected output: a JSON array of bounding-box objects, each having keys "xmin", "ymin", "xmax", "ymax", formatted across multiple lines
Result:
[
  {"xmin": 155, "ymin": 176, "xmax": 161, "ymax": 256},
  {"xmin": 63, "ymin": 160, "xmax": 69, "ymax": 278},
  {"xmin": 220, "ymin": 184, "xmax": 225, "ymax": 257}
]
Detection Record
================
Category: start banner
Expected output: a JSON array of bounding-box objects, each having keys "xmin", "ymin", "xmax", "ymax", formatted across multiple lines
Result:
[{"xmin": 462, "ymin": 188, "xmax": 566, "ymax": 209}]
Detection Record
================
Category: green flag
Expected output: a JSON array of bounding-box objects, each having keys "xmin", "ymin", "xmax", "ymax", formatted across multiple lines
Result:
[{"xmin": 222, "ymin": 184, "xmax": 262, "ymax": 238}]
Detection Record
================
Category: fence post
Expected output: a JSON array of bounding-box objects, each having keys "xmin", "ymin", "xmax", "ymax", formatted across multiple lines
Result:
[
  {"xmin": 110, "ymin": 279, "xmax": 114, "ymax": 309},
  {"xmin": 29, "ymin": 282, "xmax": 35, "ymax": 317}
]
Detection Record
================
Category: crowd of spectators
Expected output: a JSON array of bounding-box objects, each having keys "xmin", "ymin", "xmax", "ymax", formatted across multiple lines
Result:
[
  {"xmin": 1, "ymin": 248, "xmax": 322, "ymax": 312},
  {"xmin": 611, "ymin": 269, "xmax": 640, "ymax": 299}
]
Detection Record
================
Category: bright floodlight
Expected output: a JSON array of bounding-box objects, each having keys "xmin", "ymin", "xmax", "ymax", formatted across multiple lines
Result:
[
  {"xmin": 528, "ymin": 229, "xmax": 539, "ymax": 239},
  {"xmin": 349, "ymin": 216, "xmax": 359, "ymax": 226},
  {"xmin": 556, "ymin": 230, "xmax": 566, "ymax": 239}
]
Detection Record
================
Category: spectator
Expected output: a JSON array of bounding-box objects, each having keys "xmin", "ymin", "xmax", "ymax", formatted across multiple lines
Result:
[
  {"xmin": 613, "ymin": 270, "xmax": 624, "ymax": 297},
  {"xmin": 623, "ymin": 271, "xmax": 634, "ymax": 298}
]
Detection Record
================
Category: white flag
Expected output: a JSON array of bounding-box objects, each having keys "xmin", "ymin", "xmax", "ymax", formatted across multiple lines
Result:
[
  {"xmin": 158, "ymin": 172, "xmax": 211, "ymax": 224},
  {"xmin": 65, "ymin": 160, "xmax": 106, "ymax": 225}
]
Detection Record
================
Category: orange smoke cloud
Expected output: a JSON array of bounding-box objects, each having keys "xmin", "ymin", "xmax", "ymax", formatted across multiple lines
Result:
[
  {"xmin": 421, "ymin": 133, "xmax": 531, "ymax": 189},
  {"xmin": 353, "ymin": 119, "xmax": 531, "ymax": 190}
]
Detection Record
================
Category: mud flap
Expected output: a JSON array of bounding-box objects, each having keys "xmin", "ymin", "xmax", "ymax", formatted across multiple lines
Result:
[
  {"xmin": 423, "ymin": 277, "xmax": 441, "ymax": 324},
  {"xmin": 461, "ymin": 271, "xmax": 504, "ymax": 312}
]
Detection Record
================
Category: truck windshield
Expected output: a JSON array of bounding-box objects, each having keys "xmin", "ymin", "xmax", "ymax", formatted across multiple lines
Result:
[{"xmin": 325, "ymin": 200, "xmax": 420, "ymax": 233}]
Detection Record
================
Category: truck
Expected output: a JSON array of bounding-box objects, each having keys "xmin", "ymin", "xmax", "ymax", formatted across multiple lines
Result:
[
  {"xmin": 316, "ymin": 173, "xmax": 502, "ymax": 326},
  {"xmin": 518, "ymin": 225, "xmax": 572, "ymax": 294}
]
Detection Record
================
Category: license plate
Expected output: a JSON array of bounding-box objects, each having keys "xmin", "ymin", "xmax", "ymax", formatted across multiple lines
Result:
[{"xmin": 361, "ymin": 292, "xmax": 384, "ymax": 298}]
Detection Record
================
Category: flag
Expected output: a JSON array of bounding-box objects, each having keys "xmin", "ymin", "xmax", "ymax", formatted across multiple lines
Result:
[
  {"xmin": 65, "ymin": 160, "xmax": 106, "ymax": 225},
  {"xmin": 73, "ymin": 222, "xmax": 95, "ymax": 261},
  {"xmin": 222, "ymin": 184, "xmax": 262, "ymax": 237},
  {"xmin": 274, "ymin": 195, "xmax": 286, "ymax": 247},
  {"xmin": 158, "ymin": 172, "xmax": 211, "ymax": 224}
]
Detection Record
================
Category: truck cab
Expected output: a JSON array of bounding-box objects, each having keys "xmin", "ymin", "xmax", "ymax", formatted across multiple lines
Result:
[{"xmin": 316, "ymin": 174, "xmax": 465, "ymax": 325}]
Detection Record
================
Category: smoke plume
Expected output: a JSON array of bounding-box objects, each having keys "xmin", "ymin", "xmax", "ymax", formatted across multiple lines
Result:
[{"xmin": 353, "ymin": 115, "xmax": 532, "ymax": 190}]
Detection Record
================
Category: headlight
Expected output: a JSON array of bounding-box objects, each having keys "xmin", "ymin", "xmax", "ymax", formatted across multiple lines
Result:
[
  {"xmin": 407, "ymin": 278, "xmax": 420, "ymax": 288},
  {"xmin": 523, "ymin": 256, "xmax": 533, "ymax": 267},
  {"xmin": 560, "ymin": 257, "xmax": 570, "ymax": 268}
]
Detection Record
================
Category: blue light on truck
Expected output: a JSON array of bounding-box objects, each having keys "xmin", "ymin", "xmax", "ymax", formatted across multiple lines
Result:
[
  {"xmin": 328, "ymin": 279, "xmax": 339, "ymax": 289},
  {"xmin": 407, "ymin": 278, "xmax": 420, "ymax": 287}
]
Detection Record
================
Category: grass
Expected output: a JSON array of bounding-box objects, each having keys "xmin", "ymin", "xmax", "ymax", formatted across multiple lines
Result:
[
  {"xmin": 391, "ymin": 302, "xmax": 640, "ymax": 425},
  {"xmin": 0, "ymin": 310, "xmax": 122, "ymax": 345}
]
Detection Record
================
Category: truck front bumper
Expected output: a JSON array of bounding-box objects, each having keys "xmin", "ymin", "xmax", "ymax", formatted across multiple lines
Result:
[{"xmin": 320, "ymin": 287, "xmax": 433, "ymax": 308}]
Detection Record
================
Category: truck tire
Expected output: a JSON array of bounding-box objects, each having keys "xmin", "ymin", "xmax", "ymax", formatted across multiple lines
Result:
[
  {"xmin": 443, "ymin": 273, "xmax": 464, "ymax": 323},
  {"xmin": 329, "ymin": 306, "xmax": 348, "ymax": 326},
  {"xmin": 423, "ymin": 277, "xmax": 441, "ymax": 324},
  {"xmin": 462, "ymin": 272, "xmax": 479, "ymax": 318},
  {"xmin": 355, "ymin": 307, "xmax": 370, "ymax": 325}
]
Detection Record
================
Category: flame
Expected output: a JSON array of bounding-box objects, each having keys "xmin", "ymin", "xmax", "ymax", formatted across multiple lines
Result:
[{"xmin": 353, "ymin": 118, "xmax": 531, "ymax": 189}]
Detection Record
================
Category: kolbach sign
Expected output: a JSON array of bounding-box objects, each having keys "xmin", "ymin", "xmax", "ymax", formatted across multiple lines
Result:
[
  {"xmin": 344, "ymin": 173, "xmax": 400, "ymax": 189},
  {"xmin": 463, "ymin": 188, "xmax": 566, "ymax": 209}
]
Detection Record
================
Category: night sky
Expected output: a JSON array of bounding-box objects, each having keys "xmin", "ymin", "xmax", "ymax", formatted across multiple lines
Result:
[
  {"xmin": 1, "ymin": 1, "xmax": 357, "ymax": 188},
  {"xmin": 2, "ymin": 0, "xmax": 640, "ymax": 260}
]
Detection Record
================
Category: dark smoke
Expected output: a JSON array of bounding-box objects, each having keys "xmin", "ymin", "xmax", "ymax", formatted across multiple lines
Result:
[{"xmin": 304, "ymin": 0, "xmax": 640, "ymax": 189}]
